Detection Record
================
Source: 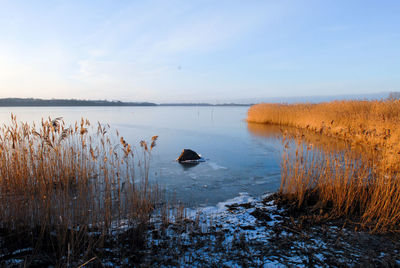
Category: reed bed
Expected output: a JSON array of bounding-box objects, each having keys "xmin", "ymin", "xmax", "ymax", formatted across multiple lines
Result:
[
  {"xmin": 247, "ymin": 100, "xmax": 400, "ymax": 160},
  {"xmin": 248, "ymin": 100, "xmax": 400, "ymax": 232},
  {"xmin": 0, "ymin": 114, "xmax": 159, "ymax": 265}
]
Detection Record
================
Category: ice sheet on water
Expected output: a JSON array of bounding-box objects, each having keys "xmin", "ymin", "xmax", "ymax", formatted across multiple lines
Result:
[
  {"xmin": 186, "ymin": 192, "xmax": 256, "ymax": 216},
  {"xmin": 207, "ymin": 161, "xmax": 228, "ymax": 170}
]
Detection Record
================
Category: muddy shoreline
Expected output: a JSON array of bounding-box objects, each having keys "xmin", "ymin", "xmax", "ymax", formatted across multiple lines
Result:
[
  {"xmin": 1, "ymin": 193, "xmax": 400, "ymax": 267},
  {"xmin": 141, "ymin": 193, "xmax": 400, "ymax": 267}
]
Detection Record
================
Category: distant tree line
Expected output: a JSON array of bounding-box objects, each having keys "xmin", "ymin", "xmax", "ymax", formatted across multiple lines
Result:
[
  {"xmin": 0, "ymin": 98, "xmax": 157, "ymax": 107},
  {"xmin": 0, "ymin": 98, "xmax": 251, "ymax": 107}
]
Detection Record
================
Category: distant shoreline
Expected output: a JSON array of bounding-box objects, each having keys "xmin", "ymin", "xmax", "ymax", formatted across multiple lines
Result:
[{"xmin": 0, "ymin": 98, "xmax": 251, "ymax": 107}]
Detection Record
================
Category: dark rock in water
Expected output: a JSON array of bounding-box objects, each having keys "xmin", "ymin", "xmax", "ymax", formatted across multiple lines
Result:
[
  {"xmin": 177, "ymin": 149, "xmax": 201, "ymax": 162},
  {"xmin": 179, "ymin": 161, "xmax": 200, "ymax": 170}
]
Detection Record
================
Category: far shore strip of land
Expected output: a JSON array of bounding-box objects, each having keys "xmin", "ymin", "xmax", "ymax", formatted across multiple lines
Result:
[{"xmin": 0, "ymin": 98, "xmax": 251, "ymax": 107}]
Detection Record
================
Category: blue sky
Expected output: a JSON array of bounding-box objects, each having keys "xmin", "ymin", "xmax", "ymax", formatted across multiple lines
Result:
[{"xmin": 0, "ymin": 0, "xmax": 399, "ymax": 103}]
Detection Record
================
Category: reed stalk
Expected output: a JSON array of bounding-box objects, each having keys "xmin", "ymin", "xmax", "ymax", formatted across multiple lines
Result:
[
  {"xmin": 248, "ymin": 100, "xmax": 400, "ymax": 232},
  {"xmin": 0, "ymin": 114, "xmax": 159, "ymax": 264}
]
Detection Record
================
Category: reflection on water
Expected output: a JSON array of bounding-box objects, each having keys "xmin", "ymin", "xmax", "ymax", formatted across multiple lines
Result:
[
  {"xmin": 179, "ymin": 162, "xmax": 200, "ymax": 170},
  {"xmin": 246, "ymin": 122, "xmax": 285, "ymax": 139},
  {"xmin": 247, "ymin": 122, "xmax": 364, "ymax": 155}
]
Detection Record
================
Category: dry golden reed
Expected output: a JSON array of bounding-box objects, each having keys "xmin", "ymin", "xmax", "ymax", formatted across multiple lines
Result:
[
  {"xmin": 248, "ymin": 100, "xmax": 400, "ymax": 232},
  {"xmin": 0, "ymin": 114, "xmax": 158, "ymax": 263},
  {"xmin": 247, "ymin": 100, "xmax": 400, "ymax": 156}
]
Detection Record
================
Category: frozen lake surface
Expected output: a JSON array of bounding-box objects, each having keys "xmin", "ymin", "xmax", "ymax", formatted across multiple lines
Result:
[{"xmin": 0, "ymin": 106, "xmax": 284, "ymax": 207}]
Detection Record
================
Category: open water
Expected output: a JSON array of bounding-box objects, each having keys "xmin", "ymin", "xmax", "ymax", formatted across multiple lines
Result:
[{"xmin": 0, "ymin": 106, "xmax": 284, "ymax": 207}]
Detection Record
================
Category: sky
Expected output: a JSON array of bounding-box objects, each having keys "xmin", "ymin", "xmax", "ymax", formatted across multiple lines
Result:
[{"xmin": 0, "ymin": 0, "xmax": 399, "ymax": 103}]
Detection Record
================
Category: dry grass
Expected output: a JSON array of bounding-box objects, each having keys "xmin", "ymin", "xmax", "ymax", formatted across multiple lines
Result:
[
  {"xmin": 0, "ymin": 114, "xmax": 159, "ymax": 265},
  {"xmin": 247, "ymin": 100, "xmax": 400, "ymax": 161},
  {"xmin": 247, "ymin": 100, "xmax": 400, "ymax": 232}
]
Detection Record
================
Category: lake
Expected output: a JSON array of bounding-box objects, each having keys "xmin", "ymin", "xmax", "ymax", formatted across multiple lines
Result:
[{"xmin": 0, "ymin": 106, "xmax": 284, "ymax": 207}]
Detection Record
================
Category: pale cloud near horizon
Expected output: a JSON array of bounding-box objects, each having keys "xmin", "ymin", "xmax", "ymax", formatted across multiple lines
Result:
[
  {"xmin": 1, "ymin": 1, "xmax": 282, "ymax": 101},
  {"xmin": 0, "ymin": 1, "xmax": 399, "ymax": 102}
]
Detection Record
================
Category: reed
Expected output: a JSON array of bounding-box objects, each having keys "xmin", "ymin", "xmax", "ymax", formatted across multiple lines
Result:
[
  {"xmin": 247, "ymin": 100, "xmax": 400, "ymax": 160},
  {"xmin": 0, "ymin": 114, "xmax": 159, "ymax": 265},
  {"xmin": 248, "ymin": 100, "xmax": 400, "ymax": 232}
]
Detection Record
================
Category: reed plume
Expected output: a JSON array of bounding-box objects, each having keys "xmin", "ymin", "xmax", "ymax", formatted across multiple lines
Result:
[{"xmin": 0, "ymin": 114, "xmax": 159, "ymax": 264}]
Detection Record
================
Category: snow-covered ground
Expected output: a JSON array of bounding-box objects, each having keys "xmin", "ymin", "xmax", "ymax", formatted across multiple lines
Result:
[{"xmin": 140, "ymin": 192, "xmax": 400, "ymax": 267}]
